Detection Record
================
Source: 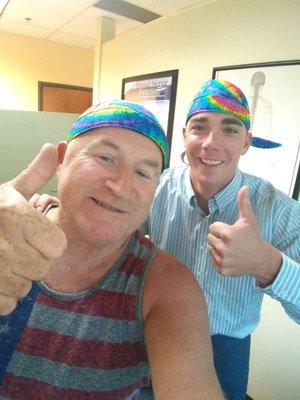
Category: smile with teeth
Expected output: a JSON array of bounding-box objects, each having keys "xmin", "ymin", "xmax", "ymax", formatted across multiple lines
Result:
[
  {"xmin": 200, "ymin": 158, "xmax": 222, "ymax": 166},
  {"xmin": 91, "ymin": 197, "xmax": 125, "ymax": 213}
]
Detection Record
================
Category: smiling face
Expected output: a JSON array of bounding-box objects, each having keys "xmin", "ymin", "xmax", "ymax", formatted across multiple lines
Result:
[
  {"xmin": 56, "ymin": 127, "xmax": 162, "ymax": 248},
  {"xmin": 184, "ymin": 112, "xmax": 252, "ymax": 200}
]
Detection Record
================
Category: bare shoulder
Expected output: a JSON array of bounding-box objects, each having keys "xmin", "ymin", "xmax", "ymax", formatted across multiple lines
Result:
[
  {"xmin": 149, "ymin": 249, "xmax": 202, "ymax": 290},
  {"xmin": 141, "ymin": 250, "xmax": 223, "ymax": 399},
  {"xmin": 142, "ymin": 249, "xmax": 206, "ymax": 321}
]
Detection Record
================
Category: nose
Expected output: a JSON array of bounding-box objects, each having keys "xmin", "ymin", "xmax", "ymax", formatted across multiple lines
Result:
[
  {"xmin": 202, "ymin": 130, "xmax": 220, "ymax": 150},
  {"xmin": 104, "ymin": 164, "xmax": 134, "ymax": 199}
]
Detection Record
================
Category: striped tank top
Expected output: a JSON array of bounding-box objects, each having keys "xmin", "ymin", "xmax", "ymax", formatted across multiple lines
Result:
[{"xmin": 0, "ymin": 230, "xmax": 158, "ymax": 399}]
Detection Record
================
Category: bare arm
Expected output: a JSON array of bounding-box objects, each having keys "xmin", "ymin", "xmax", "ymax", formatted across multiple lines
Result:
[{"xmin": 143, "ymin": 251, "xmax": 224, "ymax": 400}]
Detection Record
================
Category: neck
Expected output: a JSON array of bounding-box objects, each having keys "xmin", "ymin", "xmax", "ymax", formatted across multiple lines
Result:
[
  {"xmin": 43, "ymin": 206, "xmax": 131, "ymax": 292},
  {"xmin": 189, "ymin": 170, "xmax": 236, "ymax": 214},
  {"xmin": 189, "ymin": 175, "xmax": 214, "ymax": 214}
]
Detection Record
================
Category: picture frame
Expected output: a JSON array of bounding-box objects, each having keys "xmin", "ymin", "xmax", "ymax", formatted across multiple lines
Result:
[
  {"xmin": 121, "ymin": 69, "xmax": 179, "ymax": 150},
  {"xmin": 212, "ymin": 60, "xmax": 300, "ymax": 200}
]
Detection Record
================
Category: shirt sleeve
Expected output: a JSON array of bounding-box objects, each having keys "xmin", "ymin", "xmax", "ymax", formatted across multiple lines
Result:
[
  {"xmin": 257, "ymin": 198, "xmax": 300, "ymax": 324},
  {"xmin": 258, "ymin": 253, "xmax": 300, "ymax": 324}
]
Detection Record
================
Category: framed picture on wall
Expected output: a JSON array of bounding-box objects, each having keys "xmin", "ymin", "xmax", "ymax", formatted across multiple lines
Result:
[
  {"xmin": 121, "ymin": 69, "xmax": 178, "ymax": 149},
  {"xmin": 212, "ymin": 60, "xmax": 300, "ymax": 200}
]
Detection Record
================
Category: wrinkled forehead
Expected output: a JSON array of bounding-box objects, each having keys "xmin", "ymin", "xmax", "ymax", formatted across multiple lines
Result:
[{"xmin": 66, "ymin": 126, "xmax": 164, "ymax": 166}]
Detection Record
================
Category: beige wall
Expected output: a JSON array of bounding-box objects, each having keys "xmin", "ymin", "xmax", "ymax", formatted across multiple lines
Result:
[
  {"xmin": 99, "ymin": 0, "xmax": 300, "ymax": 165},
  {"xmin": 99, "ymin": 1, "xmax": 300, "ymax": 399},
  {"xmin": 0, "ymin": 32, "xmax": 94, "ymax": 111}
]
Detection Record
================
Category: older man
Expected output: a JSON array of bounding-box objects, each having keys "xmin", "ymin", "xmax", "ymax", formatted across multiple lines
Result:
[{"xmin": 0, "ymin": 101, "xmax": 223, "ymax": 399}]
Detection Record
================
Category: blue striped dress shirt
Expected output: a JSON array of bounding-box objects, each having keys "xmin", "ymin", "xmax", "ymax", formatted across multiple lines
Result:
[{"xmin": 148, "ymin": 166, "xmax": 300, "ymax": 338}]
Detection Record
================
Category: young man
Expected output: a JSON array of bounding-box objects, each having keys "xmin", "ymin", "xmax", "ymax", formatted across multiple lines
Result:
[
  {"xmin": 0, "ymin": 101, "xmax": 223, "ymax": 399},
  {"xmin": 148, "ymin": 80, "xmax": 300, "ymax": 399}
]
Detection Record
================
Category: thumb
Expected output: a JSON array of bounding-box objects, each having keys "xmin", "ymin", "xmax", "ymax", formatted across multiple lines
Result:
[
  {"xmin": 237, "ymin": 185, "xmax": 255, "ymax": 222},
  {"xmin": 8, "ymin": 144, "xmax": 59, "ymax": 200}
]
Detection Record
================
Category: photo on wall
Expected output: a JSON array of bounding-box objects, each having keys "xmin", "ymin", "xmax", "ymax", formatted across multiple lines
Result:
[
  {"xmin": 212, "ymin": 60, "xmax": 300, "ymax": 200},
  {"xmin": 121, "ymin": 69, "xmax": 178, "ymax": 150}
]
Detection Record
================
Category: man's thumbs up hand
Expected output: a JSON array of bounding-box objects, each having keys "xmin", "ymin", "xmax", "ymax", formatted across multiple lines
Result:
[
  {"xmin": 236, "ymin": 185, "xmax": 256, "ymax": 222},
  {"xmin": 0, "ymin": 144, "xmax": 67, "ymax": 316},
  {"xmin": 207, "ymin": 186, "xmax": 282, "ymax": 281},
  {"xmin": 7, "ymin": 143, "xmax": 59, "ymax": 200}
]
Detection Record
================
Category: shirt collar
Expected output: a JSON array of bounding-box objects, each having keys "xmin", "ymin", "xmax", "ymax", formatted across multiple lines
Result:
[
  {"xmin": 184, "ymin": 166, "xmax": 197, "ymax": 206},
  {"xmin": 184, "ymin": 168, "xmax": 243, "ymax": 213}
]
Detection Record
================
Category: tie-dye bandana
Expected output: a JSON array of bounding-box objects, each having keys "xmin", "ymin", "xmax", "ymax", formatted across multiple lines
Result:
[
  {"xmin": 69, "ymin": 100, "xmax": 170, "ymax": 169},
  {"xmin": 186, "ymin": 79, "xmax": 281, "ymax": 149}
]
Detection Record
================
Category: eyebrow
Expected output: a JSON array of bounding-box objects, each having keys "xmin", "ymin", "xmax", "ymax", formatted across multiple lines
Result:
[
  {"xmin": 188, "ymin": 116, "xmax": 209, "ymax": 124},
  {"xmin": 187, "ymin": 116, "xmax": 243, "ymax": 127},
  {"xmin": 93, "ymin": 138, "xmax": 161, "ymax": 171},
  {"xmin": 97, "ymin": 138, "xmax": 119, "ymax": 150},
  {"xmin": 221, "ymin": 117, "xmax": 243, "ymax": 127},
  {"xmin": 143, "ymin": 158, "xmax": 161, "ymax": 170}
]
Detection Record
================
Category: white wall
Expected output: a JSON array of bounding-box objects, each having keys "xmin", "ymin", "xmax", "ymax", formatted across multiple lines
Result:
[
  {"xmin": 249, "ymin": 297, "xmax": 300, "ymax": 399},
  {"xmin": 99, "ymin": 1, "xmax": 300, "ymax": 398}
]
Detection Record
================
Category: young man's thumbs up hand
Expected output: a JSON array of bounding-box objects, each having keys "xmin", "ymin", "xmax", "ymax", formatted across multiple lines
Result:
[{"xmin": 207, "ymin": 186, "xmax": 282, "ymax": 283}]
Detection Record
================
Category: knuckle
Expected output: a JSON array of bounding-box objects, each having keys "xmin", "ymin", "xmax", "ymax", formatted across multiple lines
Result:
[
  {"xmin": 4, "ymin": 198, "xmax": 24, "ymax": 213},
  {"xmin": 0, "ymin": 236, "xmax": 11, "ymax": 253},
  {"xmin": 214, "ymin": 246, "xmax": 225, "ymax": 260},
  {"xmin": 213, "ymin": 255, "xmax": 227, "ymax": 270},
  {"xmin": 0, "ymin": 295, "xmax": 17, "ymax": 316},
  {"xmin": 37, "ymin": 194, "xmax": 50, "ymax": 208},
  {"xmin": 29, "ymin": 193, "xmax": 39, "ymax": 205},
  {"xmin": 18, "ymin": 279, "xmax": 32, "ymax": 298},
  {"xmin": 0, "ymin": 201, "xmax": 17, "ymax": 217},
  {"xmin": 216, "ymin": 266, "xmax": 227, "ymax": 276},
  {"xmin": 221, "ymin": 229, "xmax": 229, "ymax": 239},
  {"xmin": 30, "ymin": 260, "xmax": 51, "ymax": 280},
  {"xmin": 12, "ymin": 254, "xmax": 50, "ymax": 281},
  {"xmin": 0, "ymin": 273, "xmax": 32, "ymax": 298},
  {"xmin": 219, "ymin": 257, "xmax": 229, "ymax": 268}
]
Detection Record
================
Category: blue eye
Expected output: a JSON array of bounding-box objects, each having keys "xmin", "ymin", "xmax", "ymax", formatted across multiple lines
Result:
[
  {"xmin": 98, "ymin": 154, "xmax": 114, "ymax": 163},
  {"xmin": 135, "ymin": 169, "xmax": 151, "ymax": 180},
  {"xmin": 192, "ymin": 125, "xmax": 204, "ymax": 131},
  {"xmin": 188, "ymin": 124, "xmax": 207, "ymax": 135},
  {"xmin": 224, "ymin": 127, "xmax": 239, "ymax": 135}
]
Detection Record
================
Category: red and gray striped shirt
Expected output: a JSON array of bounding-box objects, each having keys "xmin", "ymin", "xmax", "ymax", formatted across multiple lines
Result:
[{"xmin": 0, "ymin": 230, "xmax": 158, "ymax": 399}]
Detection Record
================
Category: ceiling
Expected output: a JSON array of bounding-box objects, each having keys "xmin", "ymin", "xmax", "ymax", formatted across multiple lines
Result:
[{"xmin": 0, "ymin": 0, "xmax": 218, "ymax": 49}]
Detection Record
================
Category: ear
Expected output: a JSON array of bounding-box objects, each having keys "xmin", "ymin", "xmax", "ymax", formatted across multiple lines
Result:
[
  {"xmin": 241, "ymin": 132, "xmax": 252, "ymax": 155},
  {"xmin": 56, "ymin": 141, "xmax": 68, "ymax": 177},
  {"xmin": 57, "ymin": 141, "xmax": 68, "ymax": 164},
  {"xmin": 182, "ymin": 127, "xmax": 187, "ymax": 140}
]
